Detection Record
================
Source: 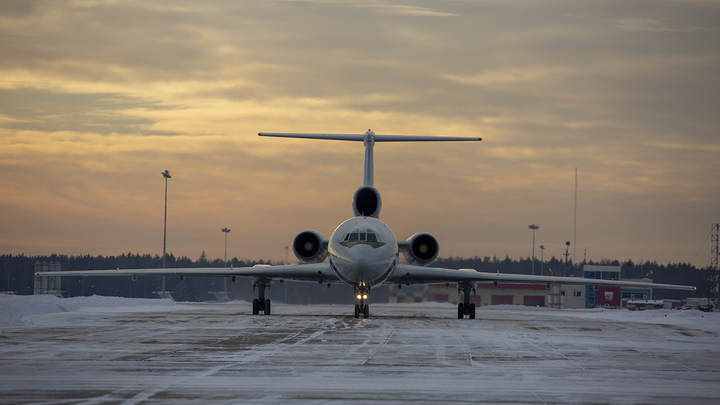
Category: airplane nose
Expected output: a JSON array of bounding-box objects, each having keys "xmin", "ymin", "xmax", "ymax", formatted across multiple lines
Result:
[
  {"xmin": 346, "ymin": 244, "xmax": 375, "ymax": 264},
  {"xmin": 336, "ymin": 244, "xmax": 391, "ymax": 284}
]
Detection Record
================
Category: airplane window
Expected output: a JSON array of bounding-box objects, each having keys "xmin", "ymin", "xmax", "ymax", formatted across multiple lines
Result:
[
  {"xmin": 349, "ymin": 232, "xmax": 359, "ymax": 242},
  {"xmin": 343, "ymin": 234, "xmax": 350, "ymax": 241},
  {"xmin": 367, "ymin": 232, "xmax": 377, "ymax": 242},
  {"xmin": 359, "ymin": 232, "xmax": 366, "ymax": 241}
]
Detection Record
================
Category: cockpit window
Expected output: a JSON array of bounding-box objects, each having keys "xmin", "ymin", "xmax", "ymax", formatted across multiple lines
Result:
[
  {"xmin": 344, "ymin": 230, "xmax": 360, "ymax": 242},
  {"xmin": 341, "ymin": 229, "xmax": 383, "ymax": 245}
]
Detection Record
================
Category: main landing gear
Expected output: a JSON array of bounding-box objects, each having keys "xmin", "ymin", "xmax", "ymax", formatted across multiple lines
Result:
[
  {"xmin": 457, "ymin": 282, "xmax": 476, "ymax": 319},
  {"xmin": 252, "ymin": 278, "xmax": 272, "ymax": 315},
  {"xmin": 353, "ymin": 286, "xmax": 370, "ymax": 319}
]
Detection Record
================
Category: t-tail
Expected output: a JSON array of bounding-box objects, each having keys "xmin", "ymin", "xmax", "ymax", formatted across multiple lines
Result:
[{"xmin": 258, "ymin": 130, "xmax": 482, "ymax": 218}]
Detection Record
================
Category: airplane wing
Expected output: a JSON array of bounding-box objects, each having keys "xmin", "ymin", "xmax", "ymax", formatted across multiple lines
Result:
[
  {"xmin": 37, "ymin": 263, "xmax": 342, "ymax": 284},
  {"xmin": 387, "ymin": 264, "xmax": 697, "ymax": 291}
]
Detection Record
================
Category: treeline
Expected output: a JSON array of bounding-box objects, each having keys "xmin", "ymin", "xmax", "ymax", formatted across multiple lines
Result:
[{"xmin": 1, "ymin": 253, "xmax": 713, "ymax": 302}]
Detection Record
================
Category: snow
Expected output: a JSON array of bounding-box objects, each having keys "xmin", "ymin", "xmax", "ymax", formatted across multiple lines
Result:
[
  {"xmin": 0, "ymin": 293, "xmax": 176, "ymax": 327},
  {"xmin": 1, "ymin": 294, "xmax": 719, "ymax": 404}
]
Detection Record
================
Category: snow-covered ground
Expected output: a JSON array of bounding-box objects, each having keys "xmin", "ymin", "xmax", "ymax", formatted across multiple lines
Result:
[
  {"xmin": 1, "ymin": 294, "xmax": 719, "ymax": 404},
  {"xmin": 0, "ymin": 293, "xmax": 178, "ymax": 327}
]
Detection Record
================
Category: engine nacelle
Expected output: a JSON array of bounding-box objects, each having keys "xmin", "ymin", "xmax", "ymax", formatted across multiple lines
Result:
[
  {"xmin": 402, "ymin": 232, "xmax": 439, "ymax": 266},
  {"xmin": 352, "ymin": 186, "xmax": 382, "ymax": 218},
  {"xmin": 293, "ymin": 230, "xmax": 328, "ymax": 263}
]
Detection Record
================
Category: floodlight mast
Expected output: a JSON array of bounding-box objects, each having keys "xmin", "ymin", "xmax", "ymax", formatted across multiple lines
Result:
[
  {"xmin": 161, "ymin": 170, "xmax": 171, "ymax": 293},
  {"xmin": 221, "ymin": 228, "xmax": 231, "ymax": 267},
  {"xmin": 529, "ymin": 224, "xmax": 539, "ymax": 275},
  {"xmin": 564, "ymin": 241, "xmax": 571, "ymax": 277}
]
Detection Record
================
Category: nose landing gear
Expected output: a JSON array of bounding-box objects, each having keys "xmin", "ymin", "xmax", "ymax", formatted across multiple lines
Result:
[{"xmin": 353, "ymin": 286, "xmax": 370, "ymax": 318}]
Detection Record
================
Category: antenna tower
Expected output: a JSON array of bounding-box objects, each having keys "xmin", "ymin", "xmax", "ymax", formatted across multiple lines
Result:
[{"xmin": 712, "ymin": 223, "xmax": 719, "ymax": 309}]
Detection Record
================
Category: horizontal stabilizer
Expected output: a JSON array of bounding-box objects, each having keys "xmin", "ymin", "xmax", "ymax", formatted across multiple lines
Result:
[{"xmin": 258, "ymin": 132, "xmax": 482, "ymax": 142}]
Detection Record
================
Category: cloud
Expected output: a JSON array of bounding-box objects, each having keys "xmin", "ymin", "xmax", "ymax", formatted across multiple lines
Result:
[
  {"xmin": 0, "ymin": 0, "xmax": 719, "ymax": 264},
  {"xmin": 351, "ymin": 3, "xmax": 458, "ymax": 17},
  {"xmin": 0, "ymin": 88, "xmax": 177, "ymax": 135}
]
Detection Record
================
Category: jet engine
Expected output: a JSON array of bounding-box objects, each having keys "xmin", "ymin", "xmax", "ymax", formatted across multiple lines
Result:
[
  {"xmin": 293, "ymin": 230, "xmax": 328, "ymax": 263},
  {"xmin": 402, "ymin": 232, "xmax": 439, "ymax": 266},
  {"xmin": 352, "ymin": 186, "xmax": 382, "ymax": 218}
]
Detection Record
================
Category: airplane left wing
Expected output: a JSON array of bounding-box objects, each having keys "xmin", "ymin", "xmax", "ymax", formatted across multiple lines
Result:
[
  {"xmin": 37, "ymin": 263, "xmax": 341, "ymax": 284},
  {"xmin": 388, "ymin": 264, "xmax": 697, "ymax": 291}
]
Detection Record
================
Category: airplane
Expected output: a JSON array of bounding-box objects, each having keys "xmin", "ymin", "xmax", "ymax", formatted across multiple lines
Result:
[{"xmin": 37, "ymin": 130, "xmax": 696, "ymax": 319}]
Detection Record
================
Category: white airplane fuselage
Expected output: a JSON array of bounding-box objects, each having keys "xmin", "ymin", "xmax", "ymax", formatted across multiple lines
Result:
[{"xmin": 328, "ymin": 216, "xmax": 398, "ymax": 289}]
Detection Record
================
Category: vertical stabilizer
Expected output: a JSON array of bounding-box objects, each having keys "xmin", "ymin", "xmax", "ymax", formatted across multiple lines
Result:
[
  {"xmin": 363, "ymin": 130, "xmax": 375, "ymax": 187},
  {"xmin": 258, "ymin": 130, "xmax": 481, "ymax": 218}
]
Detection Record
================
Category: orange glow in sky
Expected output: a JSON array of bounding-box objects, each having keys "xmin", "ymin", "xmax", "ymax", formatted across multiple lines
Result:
[{"xmin": 1, "ymin": 1, "xmax": 719, "ymax": 265}]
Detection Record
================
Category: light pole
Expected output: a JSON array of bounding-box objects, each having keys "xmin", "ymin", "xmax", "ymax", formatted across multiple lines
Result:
[
  {"xmin": 161, "ymin": 170, "xmax": 171, "ymax": 293},
  {"xmin": 564, "ymin": 241, "xmax": 571, "ymax": 277},
  {"xmin": 285, "ymin": 246, "xmax": 289, "ymax": 265},
  {"xmin": 529, "ymin": 224, "xmax": 539, "ymax": 275},
  {"xmin": 539, "ymin": 245, "xmax": 545, "ymax": 276},
  {"xmin": 221, "ymin": 228, "xmax": 231, "ymax": 267}
]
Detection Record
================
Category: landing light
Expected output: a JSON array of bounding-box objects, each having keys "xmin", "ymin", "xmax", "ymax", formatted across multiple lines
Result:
[
  {"xmin": 363, "ymin": 294, "xmax": 368, "ymax": 299},
  {"xmin": 356, "ymin": 294, "xmax": 362, "ymax": 300}
]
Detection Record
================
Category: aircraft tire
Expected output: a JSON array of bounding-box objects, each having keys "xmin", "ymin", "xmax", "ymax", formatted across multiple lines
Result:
[
  {"xmin": 354, "ymin": 304, "xmax": 360, "ymax": 318},
  {"xmin": 252, "ymin": 299, "xmax": 259, "ymax": 315},
  {"xmin": 458, "ymin": 303, "xmax": 464, "ymax": 319},
  {"xmin": 264, "ymin": 299, "xmax": 271, "ymax": 315},
  {"xmin": 469, "ymin": 303, "xmax": 476, "ymax": 319},
  {"xmin": 363, "ymin": 304, "xmax": 369, "ymax": 319}
]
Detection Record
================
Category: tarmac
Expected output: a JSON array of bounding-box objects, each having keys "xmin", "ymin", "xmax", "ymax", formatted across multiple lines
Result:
[{"xmin": 1, "ymin": 299, "xmax": 719, "ymax": 404}]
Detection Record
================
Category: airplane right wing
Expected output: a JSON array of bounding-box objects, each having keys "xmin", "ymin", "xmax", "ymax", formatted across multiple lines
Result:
[{"xmin": 387, "ymin": 264, "xmax": 697, "ymax": 291}]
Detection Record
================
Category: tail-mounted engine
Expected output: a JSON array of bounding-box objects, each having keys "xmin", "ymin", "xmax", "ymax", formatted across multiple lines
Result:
[
  {"xmin": 352, "ymin": 186, "xmax": 382, "ymax": 218},
  {"xmin": 293, "ymin": 230, "xmax": 328, "ymax": 263},
  {"xmin": 402, "ymin": 232, "xmax": 439, "ymax": 266}
]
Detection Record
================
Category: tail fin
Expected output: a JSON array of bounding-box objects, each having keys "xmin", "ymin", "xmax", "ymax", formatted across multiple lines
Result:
[
  {"xmin": 259, "ymin": 130, "xmax": 482, "ymax": 217},
  {"xmin": 259, "ymin": 130, "xmax": 481, "ymax": 187}
]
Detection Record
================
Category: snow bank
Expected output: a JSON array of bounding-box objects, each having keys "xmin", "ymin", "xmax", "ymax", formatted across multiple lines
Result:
[
  {"xmin": 523, "ymin": 305, "xmax": 720, "ymax": 334},
  {"xmin": 0, "ymin": 293, "xmax": 175, "ymax": 327}
]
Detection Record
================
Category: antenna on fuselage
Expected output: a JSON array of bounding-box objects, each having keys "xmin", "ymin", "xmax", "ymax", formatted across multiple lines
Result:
[{"xmin": 258, "ymin": 130, "xmax": 482, "ymax": 218}]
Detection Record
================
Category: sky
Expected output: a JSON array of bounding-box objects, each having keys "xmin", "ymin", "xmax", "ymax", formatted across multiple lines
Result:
[{"xmin": 1, "ymin": 0, "xmax": 719, "ymax": 267}]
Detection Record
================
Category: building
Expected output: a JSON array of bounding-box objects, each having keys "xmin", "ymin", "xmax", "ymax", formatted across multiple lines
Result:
[
  {"xmin": 423, "ymin": 282, "xmax": 548, "ymax": 307},
  {"xmin": 391, "ymin": 265, "xmax": 655, "ymax": 310},
  {"xmin": 583, "ymin": 265, "xmax": 652, "ymax": 309}
]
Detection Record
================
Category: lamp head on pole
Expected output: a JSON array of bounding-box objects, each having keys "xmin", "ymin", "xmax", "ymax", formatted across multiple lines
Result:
[{"xmin": 162, "ymin": 170, "xmax": 171, "ymax": 179}]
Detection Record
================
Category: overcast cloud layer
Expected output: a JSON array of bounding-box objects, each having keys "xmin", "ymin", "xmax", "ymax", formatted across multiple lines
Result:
[{"xmin": 1, "ymin": 0, "xmax": 719, "ymax": 266}]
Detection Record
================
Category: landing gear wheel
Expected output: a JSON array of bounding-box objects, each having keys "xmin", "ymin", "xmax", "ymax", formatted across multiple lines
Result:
[
  {"xmin": 354, "ymin": 304, "xmax": 360, "ymax": 318},
  {"xmin": 469, "ymin": 303, "xmax": 476, "ymax": 319},
  {"xmin": 363, "ymin": 304, "xmax": 369, "ymax": 319},
  {"xmin": 252, "ymin": 299, "xmax": 259, "ymax": 315},
  {"xmin": 264, "ymin": 299, "xmax": 271, "ymax": 315},
  {"xmin": 458, "ymin": 303, "xmax": 464, "ymax": 319}
]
